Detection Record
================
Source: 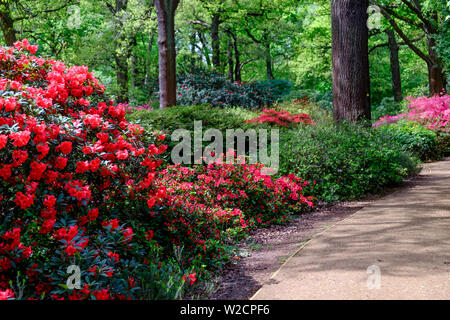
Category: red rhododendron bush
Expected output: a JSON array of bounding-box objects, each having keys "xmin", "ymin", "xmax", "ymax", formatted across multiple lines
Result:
[
  {"xmin": 155, "ymin": 160, "xmax": 315, "ymax": 266},
  {"xmin": 246, "ymin": 109, "xmax": 316, "ymax": 127},
  {"xmin": 0, "ymin": 40, "xmax": 315, "ymax": 300},
  {"xmin": 0, "ymin": 40, "xmax": 187, "ymax": 300}
]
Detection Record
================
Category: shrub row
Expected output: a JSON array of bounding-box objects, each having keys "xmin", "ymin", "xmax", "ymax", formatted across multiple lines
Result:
[
  {"xmin": 130, "ymin": 104, "xmax": 423, "ymax": 204},
  {"xmin": 0, "ymin": 41, "xmax": 314, "ymax": 300}
]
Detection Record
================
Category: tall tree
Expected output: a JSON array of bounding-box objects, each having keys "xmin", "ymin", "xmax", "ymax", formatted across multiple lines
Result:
[
  {"xmin": 332, "ymin": 0, "xmax": 371, "ymax": 123},
  {"xmin": 376, "ymin": 0, "xmax": 448, "ymax": 95},
  {"xmin": 155, "ymin": 0, "xmax": 180, "ymax": 109},
  {"xmin": 386, "ymin": 29, "xmax": 403, "ymax": 102}
]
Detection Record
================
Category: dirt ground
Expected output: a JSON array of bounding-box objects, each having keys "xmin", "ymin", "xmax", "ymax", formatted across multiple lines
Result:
[{"xmin": 205, "ymin": 176, "xmax": 421, "ymax": 300}]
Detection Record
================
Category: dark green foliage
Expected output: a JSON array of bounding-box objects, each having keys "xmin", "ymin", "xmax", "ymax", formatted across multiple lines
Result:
[
  {"xmin": 278, "ymin": 123, "xmax": 420, "ymax": 203},
  {"xmin": 176, "ymin": 69, "xmax": 277, "ymax": 109},
  {"xmin": 377, "ymin": 120, "xmax": 441, "ymax": 161},
  {"xmin": 371, "ymin": 97, "xmax": 407, "ymax": 122},
  {"xmin": 129, "ymin": 105, "xmax": 422, "ymax": 204}
]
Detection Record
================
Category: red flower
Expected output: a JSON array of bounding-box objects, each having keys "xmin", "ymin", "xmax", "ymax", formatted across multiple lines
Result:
[
  {"xmin": 102, "ymin": 218, "xmax": 119, "ymax": 230},
  {"xmin": 182, "ymin": 273, "xmax": 197, "ymax": 286},
  {"xmin": 116, "ymin": 150, "xmax": 128, "ymax": 160},
  {"xmin": 39, "ymin": 219, "xmax": 55, "ymax": 234},
  {"xmin": 0, "ymin": 289, "xmax": 14, "ymax": 300},
  {"xmin": 89, "ymin": 158, "xmax": 101, "ymax": 172},
  {"xmin": 58, "ymin": 141, "xmax": 72, "ymax": 154},
  {"xmin": 9, "ymin": 130, "xmax": 31, "ymax": 147},
  {"xmin": 55, "ymin": 157, "xmax": 68, "ymax": 169},
  {"xmin": 145, "ymin": 230, "xmax": 154, "ymax": 241},
  {"xmin": 88, "ymin": 208, "xmax": 99, "ymax": 221},
  {"xmin": 65, "ymin": 245, "xmax": 77, "ymax": 256},
  {"xmin": 43, "ymin": 195, "xmax": 57, "ymax": 208},
  {"xmin": 92, "ymin": 289, "xmax": 110, "ymax": 300},
  {"xmin": 76, "ymin": 161, "xmax": 89, "ymax": 174},
  {"xmin": 0, "ymin": 165, "xmax": 12, "ymax": 180},
  {"xmin": 0, "ymin": 135, "xmax": 7, "ymax": 149},
  {"xmin": 147, "ymin": 197, "xmax": 156, "ymax": 209},
  {"xmin": 107, "ymin": 251, "xmax": 120, "ymax": 263},
  {"xmin": 29, "ymin": 161, "xmax": 47, "ymax": 180},
  {"xmin": 36, "ymin": 143, "xmax": 50, "ymax": 160},
  {"xmin": 15, "ymin": 192, "xmax": 35, "ymax": 210}
]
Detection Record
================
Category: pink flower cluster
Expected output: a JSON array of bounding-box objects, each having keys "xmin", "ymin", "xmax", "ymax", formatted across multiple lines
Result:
[{"xmin": 373, "ymin": 94, "xmax": 450, "ymax": 132}]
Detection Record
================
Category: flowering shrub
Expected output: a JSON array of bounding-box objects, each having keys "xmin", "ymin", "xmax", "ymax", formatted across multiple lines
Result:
[
  {"xmin": 125, "ymin": 103, "xmax": 155, "ymax": 114},
  {"xmin": 372, "ymin": 113, "xmax": 407, "ymax": 128},
  {"xmin": 377, "ymin": 120, "xmax": 440, "ymax": 161},
  {"xmin": 0, "ymin": 40, "xmax": 317, "ymax": 300},
  {"xmin": 0, "ymin": 40, "xmax": 194, "ymax": 300},
  {"xmin": 279, "ymin": 122, "xmax": 419, "ymax": 202},
  {"xmin": 246, "ymin": 109, "xmax": 316, "ymax": 127},
  {"xmin": 176, "ymin": 68, "xmax": 276, "ymax": 109},
  {"xmin": 373, "ymin": 95, "xmax": 450, "ymax": 156},
  {"xmin": 406, "ymin": 94, "xmax": 450, "ymax": 132},
  {"xmin": 373, "ymin": 95, "xmax": 450, "ymax": 132},
  {"xmin": 154, "ymin": 157, "xmax": 316, "ymax": 267}
]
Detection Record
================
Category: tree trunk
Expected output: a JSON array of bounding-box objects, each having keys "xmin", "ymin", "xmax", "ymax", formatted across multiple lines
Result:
[
  {"xmin": 226, "ymin": 31, "xmax": 234, "ymax": 82},
  {"xmin": 155, "ymin": 0, "xmax": 180, "ymax": 109},
  {"xmin": 424, "ymin": 11, "xmax": 446, "ymax": 95},
  {"xmin": 331, "ymin": 0, "xmax": 371, "ymax": 123},
  {"xmin": 115, "ymin": 50, "xmax": 129, "ymax": 102},
  {"xmin": 145, "ymin": 32, "xmax": 155, "ymax": 87},
  {"xmin": 426, "ymin": 34, "xmax": 446, "ymax": 95},
  {"xmin": 198, "ymin": 32, "xmax": 211, "ymax": 68},
  {"xmin": 428, "ymin": 62, "xmax": 446, "ymax": 95},
  {"xmin": 211, "ymin": 13, "xmax": 221, "ymax": 71},
  {"xmin": 230, "ymin": 31, "xmax": 241, "ymax": 82},
  {"xmin": 386, "ymin": 29, "xmax": 403, "ymax": 102},
  {"xmin": 0, "ymin": 7, "xmax": 17, "ymax": 46},
  {"xmin": 190, "ymin": 31, "xmax": 196, "ymax": 68},
  {"xmin": 265, "ymin": 43, "xmax": 274, "ymax": 80},
  {"xmin": 262, "ymin": 32, "xmax": 274, "ymax": 80}
]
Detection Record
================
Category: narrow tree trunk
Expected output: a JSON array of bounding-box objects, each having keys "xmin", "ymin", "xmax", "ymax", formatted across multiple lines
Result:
[
  {"xmin": 424, "ymin": 11, "xmax": 446, "ymax": 95},
  {"xmin": 198, "ymin": 32, "xmax": 211, "ymax": 68},
  {"xmin": 331, "ymin": 0, "xmax": 371, "ymax": 123},
  {"xmin": 211, "ymin": 13, "xmax": 221, "ymax": 71},
  {"xmin": 262, "ymin": 31, "xmax": 274, "ymax": 80},
  {"xmin": 226, "ymin": 31, "xmax": 234, "ymax": 82},
  {"xmin": 265, "ymin": 43, "xmax": 274, "ymax": 80},
  {"xmin": 145, "ymin": 32, "xmax": 155, "ymax": 87},
  {"xmin": 155, "ymin": 0, "xmax": 180, "ymax": 109},
  {"xmin": 190, "ymin": 31, "xmax": 196, "ymax": 68},
  {"xmin": 426, "ymin": 33, "xmax": 446, "ymax": 95},
  {"xmin": 386, "ymin": 29, "xmax": 403, "ymax": 102},
  {"xmin": 131, "ymin": 54, "xmax": 138, "ymax": 88},
  {"xmin": 230, "ymin": 31, "xmax": 241, "ymax": 82},
  {"xmin": 428, "ymin": 62, "xmax": 446, "ymax": 95},
  {"xmin": 115, "ymin": 53, "xmax": 129, "ymax": 102},
  {"xmin": 0, "ymin": 7, "xmax": 17, "ymax": 46}
]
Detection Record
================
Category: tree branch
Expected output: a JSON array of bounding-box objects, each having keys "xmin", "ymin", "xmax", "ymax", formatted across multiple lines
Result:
[
  {"xmin": 14, "ymin": 0, "xmax": 79, "ymax": 22},
  {"xmin": 401, "ymin": 0, "xmax": 436, "ymax": 33},
  {"xmin": 379, "ymin": 7, "xmax": 430, "ymax": 64},
  {"xmin": 188, "ymin": 20, "xmax": 210, "ymax": 28},
  {"xmin": 369, "ymin": 34, "xmax": 424, "ymax": 54}
]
